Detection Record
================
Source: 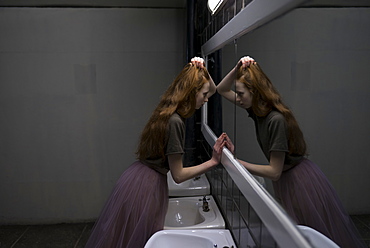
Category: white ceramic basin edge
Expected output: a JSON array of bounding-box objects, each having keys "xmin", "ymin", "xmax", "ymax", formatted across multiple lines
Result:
[{"xmin": 145, "ymin": 229, "xmax": 236, "ymax": 248}]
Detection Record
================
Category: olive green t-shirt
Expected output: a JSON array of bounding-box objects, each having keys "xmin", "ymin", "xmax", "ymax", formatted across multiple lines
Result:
[
  {"xmin": 247, "ymin": 109, "xmax": 303, "ymax": 167},
  {"xmin": 142, "ymin": 113, "xmax": 185, "ymax": 175}
]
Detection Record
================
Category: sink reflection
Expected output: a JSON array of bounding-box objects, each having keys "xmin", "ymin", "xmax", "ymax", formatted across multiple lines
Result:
[
  {"xmin": 145, "ymin": 229, "xmax": 236, "ymax": 248},
  {"xmin": 298, "ymin": 225, "xmax": 340, "ymax": 248}
]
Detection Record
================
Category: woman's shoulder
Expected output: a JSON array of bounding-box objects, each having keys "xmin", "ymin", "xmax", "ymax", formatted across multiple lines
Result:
[
  {"xmin": 169, "ymin": 112, "xmax": 185, "ymax": 126},
  {"xmin": 170, "ymin": 112, "xmax": 184, "ymax": 121},
  {"xmin": 168, "ymin": 113, "xmax": 186, "ymax": 139},
  {"xmin": 267, "ymin": 110, "xmax": 285, "ymax": 123}
]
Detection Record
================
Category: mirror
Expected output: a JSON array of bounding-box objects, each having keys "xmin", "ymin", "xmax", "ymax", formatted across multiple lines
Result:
[
  {"xmin": 219, "ymin": 40, "xmax": 270, "ymax": 189},
  {"xmin": 212, "ymin": 6, "xmax": 370, "ymax": 205}
]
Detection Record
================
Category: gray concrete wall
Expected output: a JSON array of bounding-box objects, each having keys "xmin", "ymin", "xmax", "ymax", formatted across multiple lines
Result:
[
  {"xmin": 222, "ymin": 7, "xmax": 370, "ymax": 214},
  {"xmin": 0, "ymin": 7, "xmax": 185, "ymax": 224}
]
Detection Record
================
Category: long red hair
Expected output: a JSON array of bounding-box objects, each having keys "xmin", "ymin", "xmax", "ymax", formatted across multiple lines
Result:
[
  {"xmin": 136, "ymin": 63, "xmax": 210, "ymax": 161},
  {"xmin": 237, "ymin": 64, "xmax": 307, "ymax": 155}
]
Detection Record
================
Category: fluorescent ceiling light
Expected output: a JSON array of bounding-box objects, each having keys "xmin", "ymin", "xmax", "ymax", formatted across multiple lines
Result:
[{"xmin": 208, "ymin": 0, "xmax": 225, "ymax": 15}]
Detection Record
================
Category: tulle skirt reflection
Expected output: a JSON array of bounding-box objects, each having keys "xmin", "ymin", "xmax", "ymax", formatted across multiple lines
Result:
[
  {"xmin": 273, "ymin": 158, "xmax": 366, "ymax": 248},
  {"xmin": 85, "ymin": 161, "xmax": 168, "ymax": 248}
]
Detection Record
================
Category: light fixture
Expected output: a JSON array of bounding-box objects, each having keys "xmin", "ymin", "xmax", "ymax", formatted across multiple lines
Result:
[{"xmin": 207, "ymin": 0, "xmax": 225, "ymax": 15}]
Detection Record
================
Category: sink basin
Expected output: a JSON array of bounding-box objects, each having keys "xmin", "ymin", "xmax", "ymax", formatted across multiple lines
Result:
[
  {"xmin": 144, "ymin": 229, "xmax": 236, "ymax": 248},
  {"xmin": 164, "ymin": 195, "xmax": 225, "ymax": 229},
  {"xmin": 298, "ymin": 225, "xmax": 339, "ymax": 248},
  {"xmin": 167, "ymin": 172, "xmax": 210, "ymax": 197}
]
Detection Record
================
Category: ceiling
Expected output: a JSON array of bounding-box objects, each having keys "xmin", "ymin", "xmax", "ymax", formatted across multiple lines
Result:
[
  {"xmin": 0, "ymin": 0, "xmax": 369, "ymax": 8},
  {"xmin": 0, "ymin": 0, "xmax": 187, "ymax": 8},
  {"xmin": 0, "ymin": 0, "xmax": 368, "ymax": 9},
  {"xmin": 303, "ymin": 0, "xmax": 370, "ymax": 7}
]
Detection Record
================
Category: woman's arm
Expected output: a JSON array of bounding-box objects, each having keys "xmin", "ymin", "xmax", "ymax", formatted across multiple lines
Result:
[
  {"xmin": 224, "ymin": 134, "xmax": 284, "ymax": 181},
  {"xmin": 216, "ymin": 66, "xmax": 239, "ymax": 105},
  {"xmin": 191, "ymin": 57, "xmax": 216, "ymax": 97},
  {"xmin": 216, "ymin": 56, "xmax": 255, "ymax": 107},
  {"xmin": 237, "ymin": 151, "xmax": 285, "ymax": 181},
  {"xmin": 168, "ymin": 154, "xmax": 217, "ymax": 183},
  {"xmin": 168, "ymin": 133, "xmax": 226, "ymax": 184}
]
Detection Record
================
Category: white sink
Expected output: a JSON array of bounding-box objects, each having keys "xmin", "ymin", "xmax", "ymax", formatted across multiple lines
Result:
[
  {"xmin": 167, "ymin": 172, "xmax": 210, "ymax": 197},
  {"xmin": 144, "ymin": 229, "xmax": 236, "ymax": 248},
  {"xmin": 164, "ymin": 195, "xmax": 225, "ymax": 229},
  {"xmin": 297, "ymin": 225, "xmax": 340, "ymax": 248}
]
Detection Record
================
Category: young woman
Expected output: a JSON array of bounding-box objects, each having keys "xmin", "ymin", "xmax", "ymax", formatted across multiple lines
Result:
[
  {"xmin": 85, "ymin": 57, "xmax": 226, "ymax": 248},
  {"xmin": 217, "ymin": 56, "xmax": 366, "ymax": 248}
]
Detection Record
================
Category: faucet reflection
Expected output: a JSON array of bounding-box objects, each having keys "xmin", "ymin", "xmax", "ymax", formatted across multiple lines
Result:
[{"xmin": 201, "ymin": 195, "xmax": 210, "ymax": 212}]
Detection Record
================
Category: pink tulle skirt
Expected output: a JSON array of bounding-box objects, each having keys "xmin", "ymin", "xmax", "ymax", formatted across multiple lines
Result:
[
  {"xmin": 85, "ymin": 161, "xmax": 168, "ymax": 248},
  {"xmin": 273, "ymin": 158, "xmax": 366, "ymax": 248}
]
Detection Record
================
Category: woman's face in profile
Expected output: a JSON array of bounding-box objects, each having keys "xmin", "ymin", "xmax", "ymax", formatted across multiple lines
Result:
[
  {"xmin": 195, "ymin": 82, "xmax": 210, "ymax": 109},
  {"xmin": 235, "ymin": 81, "xmax": 253, "ymax": 109}
]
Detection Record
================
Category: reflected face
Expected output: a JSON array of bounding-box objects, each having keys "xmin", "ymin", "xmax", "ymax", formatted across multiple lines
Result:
[
  {"xmin": 195, "ymin": 82, "xmax": 210, "ymax": 109},
  {"xmin": 236, "ymin": 81, "xmax": 253, "ymax": 109}
]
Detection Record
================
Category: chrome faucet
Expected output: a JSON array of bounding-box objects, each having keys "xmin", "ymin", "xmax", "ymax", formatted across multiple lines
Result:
[{"xmin": 200, "ymin": 196, "xmax": 210, "ymax": 212}]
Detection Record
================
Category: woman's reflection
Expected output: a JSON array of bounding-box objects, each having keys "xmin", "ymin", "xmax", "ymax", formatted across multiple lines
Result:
[{"xmin": 216, "ymin": 56, "xmax": 366, "ymax": 248}]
